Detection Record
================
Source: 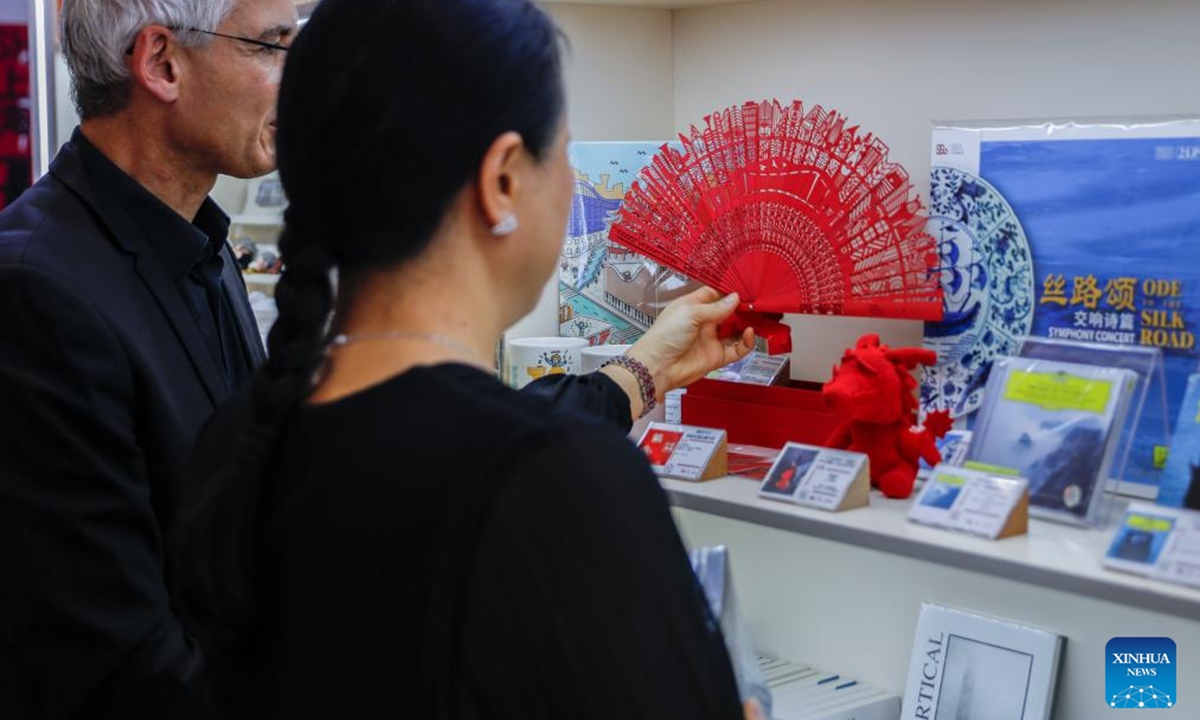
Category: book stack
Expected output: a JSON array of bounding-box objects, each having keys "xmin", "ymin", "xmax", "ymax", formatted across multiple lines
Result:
[{"xmin": 758, "ymin": 656, "xmax": 900, "ymax": 720}]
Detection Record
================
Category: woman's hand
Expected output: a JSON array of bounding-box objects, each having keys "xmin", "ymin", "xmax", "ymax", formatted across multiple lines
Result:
[
  {"xmin": 744, "ymin": 698, "xmax": 767, "ymax": 720},
  {"xmin": 621, "ymin": 286, "xmax": 756, "ymax": 399}
]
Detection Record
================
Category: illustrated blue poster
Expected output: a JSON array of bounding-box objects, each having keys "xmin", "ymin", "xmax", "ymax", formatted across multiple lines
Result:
[
  {"xmin": 559, "ymin": 142, "xmax": 693, "ymax": 346},
  {"xmin": 922, "ymin": 120, "xmax": 1200, "ymax": 495}
]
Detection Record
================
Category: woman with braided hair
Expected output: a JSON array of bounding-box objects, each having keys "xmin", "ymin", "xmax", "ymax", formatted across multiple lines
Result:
[{"xmin": 169, "ymin": 0, "xmax": 759, "ymax": 717}]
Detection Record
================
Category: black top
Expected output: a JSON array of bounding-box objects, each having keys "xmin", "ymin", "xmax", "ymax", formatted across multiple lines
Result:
[
  {"xmin": 0, "ymin": 132, "xmax": 266, "ymax": 720},
  {"xmin": 75, "ymin": 131, "xmax": 254, "ymax": 393},
  {"xmin": 173, "ymin": 364, "xmax": 743, "ymax": 719}
]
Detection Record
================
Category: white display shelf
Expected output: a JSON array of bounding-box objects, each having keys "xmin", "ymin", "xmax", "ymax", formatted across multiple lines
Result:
[
  {"xmin": 667, "ymin": 475, "xmax": 1200, "ymax": 719},
  {"xmin": 661, "ymin": 475, "xmax": 1200, "ymax": 620}
]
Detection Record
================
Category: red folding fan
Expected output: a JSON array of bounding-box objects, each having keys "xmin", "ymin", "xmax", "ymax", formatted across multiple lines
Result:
[{"xmin": 608, "ymin": 99, "xmax": 943, "ymax": 334}]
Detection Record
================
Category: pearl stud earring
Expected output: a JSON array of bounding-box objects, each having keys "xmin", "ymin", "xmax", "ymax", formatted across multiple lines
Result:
[{"xmin": 491, "ymin": 215, "xmax": 519, "ymax": 236}]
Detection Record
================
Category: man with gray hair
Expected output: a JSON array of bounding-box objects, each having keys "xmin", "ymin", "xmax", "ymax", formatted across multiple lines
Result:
[{"xmin": 0, "ymin": 0, "xmax": 297, "ymax": 716}]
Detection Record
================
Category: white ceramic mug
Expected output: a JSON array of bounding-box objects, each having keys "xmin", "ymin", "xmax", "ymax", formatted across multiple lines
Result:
[
  {"xmin": 505, "ymin": 337, "xmax": 589, "ymax": 389},
  {"xmin": 580, "ymin": 343, "xmax": 633, "ymax": 373}
]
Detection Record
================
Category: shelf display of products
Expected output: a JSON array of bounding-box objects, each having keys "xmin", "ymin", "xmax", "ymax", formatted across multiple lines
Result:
[{"xmin": 634, "ymin": 115, "xmax": 1200, "ymax": 709}]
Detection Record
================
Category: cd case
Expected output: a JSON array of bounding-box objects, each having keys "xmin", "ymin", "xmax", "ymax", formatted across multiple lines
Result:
[
  {"xmin": 689, "ymin": 547, "xmax": 773, "ymax": 715},
  {"xmin": 1158, "ymin": 372, "xmax": 1200, "ymax": 508},
  {"xmin": 708, "ymin": 351, "xmax": 791, "ymax": 386},
  {"xmin": 917, "ymin": 429, "xmax": 973, "ymax": 481},
  {"xmin": 966, "ymin": 356, "xmax": 1136, "ymax": 525},
  {"xmin": 1102, "ymin": 504, "xmax": 1181, "ymax": 576}
]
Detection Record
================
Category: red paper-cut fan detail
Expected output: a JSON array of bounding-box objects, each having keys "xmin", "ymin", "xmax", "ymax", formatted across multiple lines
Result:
[{"xmin": 608, "ymin": 99, "xmax": 943, "ymax": 321}]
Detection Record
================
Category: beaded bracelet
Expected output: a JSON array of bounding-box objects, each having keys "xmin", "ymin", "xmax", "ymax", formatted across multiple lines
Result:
[{"xmin": 601, "ymin": 354, "xmax": 658, "ymax": 418}]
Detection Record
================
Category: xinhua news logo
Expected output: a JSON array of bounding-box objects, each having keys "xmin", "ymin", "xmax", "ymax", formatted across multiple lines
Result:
[{"xmin": 1107, "ymin": 637, "xmax": 1176, "ymax": 709}]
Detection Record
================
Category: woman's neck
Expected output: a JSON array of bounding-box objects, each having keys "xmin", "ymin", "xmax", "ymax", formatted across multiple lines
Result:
[{"xmin": 310, "ymin": 254, "xmax": 505, "ymax": 405}]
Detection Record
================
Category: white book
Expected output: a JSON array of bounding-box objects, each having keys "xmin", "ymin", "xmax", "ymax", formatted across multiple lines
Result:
[
  {"xmin": 966, "ymin": 356, "xmax": 1135, "ymax": 525},
  {"xmin": 759, "ymin": 657, "xmax": 901, "ymax": 720},
  {"xmin": 790, "ymin": 686, "xmax": 887, "ymax": 718},
  {"xmin": 765, "ymin": 666, "xmax": 818, "ymax": 684},
  {"xmin": 795, "ymin": 692, "xmax": 900, "ymax": 720},
  {"xmin": 770, "ymin": 674, "xmax": 845, "ymax": 706},
  {"xmin": 900, "ymin": 603, "xmax": 1063, "ymax": 720}
]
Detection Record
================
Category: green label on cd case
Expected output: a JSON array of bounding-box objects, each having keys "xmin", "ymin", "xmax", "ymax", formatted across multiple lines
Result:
[
  {"xmin": 1154, "ymin": 444, "xmax": 1170, "ymax": 469},
  {"xmin": 1125, "ymin": 514, "xmax": 1174, "ymax": 533},
  {"xmin": 931, "ymin": 472, "xmax": 967, "ymax": 487},
  {"xmin": 1004, "ymin": 370, "xmax": 1113, "ymax": 413},
  {"xmin": 963, "ymin": 461, "xmax": 1021, "ymax": 477}
]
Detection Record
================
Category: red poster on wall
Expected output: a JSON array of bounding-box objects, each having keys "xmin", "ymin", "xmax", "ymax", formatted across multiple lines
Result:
[{"xmin": 0, "ymin": 24, "xmax": 30, "ymax": 210}]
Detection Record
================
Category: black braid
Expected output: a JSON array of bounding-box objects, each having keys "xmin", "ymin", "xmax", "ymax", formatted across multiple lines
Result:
[{"xmin": 253, "ymin": 222, "xmax": 335, "ymax": 423}]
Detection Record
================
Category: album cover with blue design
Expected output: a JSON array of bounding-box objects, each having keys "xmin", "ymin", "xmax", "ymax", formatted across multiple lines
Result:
[{"xmin": 923, "ymin": 120, "xmax": 1200, "ymax": 496}]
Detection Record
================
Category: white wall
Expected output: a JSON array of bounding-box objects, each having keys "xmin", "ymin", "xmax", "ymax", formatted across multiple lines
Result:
[
  {"xmin": 673, "ymin": 0, "xmax": 1200, "ymax": 379},
  {"xmin": 547, "ymin": 3, "xmax": 674, "ymax": 141},
  {"xmin": 674, "ymin": 0, "xmax": 1200, "ymax": 198},
  {"xmin": 0, "ymin": 0, "xmax": 25, "ymax": 23},
  {"xmin": 511, "ymin": 4, "xmax": 675, "ymax": 338}
]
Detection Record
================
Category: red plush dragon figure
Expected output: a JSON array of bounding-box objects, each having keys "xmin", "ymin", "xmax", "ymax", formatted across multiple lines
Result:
[{"xmin": 822, "ymin": 334, "xmax": 953, "ymax": 499}]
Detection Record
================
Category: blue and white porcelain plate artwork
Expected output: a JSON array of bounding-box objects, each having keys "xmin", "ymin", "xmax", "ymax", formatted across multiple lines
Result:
[{"xmin": 922, "ymin": 166, "xmax": 1035, "ymax": 418}]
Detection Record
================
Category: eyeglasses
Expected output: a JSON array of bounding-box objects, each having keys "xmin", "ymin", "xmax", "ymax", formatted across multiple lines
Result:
[
  {"xmin": 125, "ymin": 27, "xmax": 291, "ymax": 56},
  {"xmin": 177, "ymin": 28, "xmax": 290, "ymax": 54}
]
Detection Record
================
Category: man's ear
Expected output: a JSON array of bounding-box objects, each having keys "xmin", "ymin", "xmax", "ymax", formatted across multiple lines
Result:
[
  {"xmin": 476, "ymin": 131, "xmax": 525, "ymax": 232},
  {"xmin": 128, "ymin": 25, "xmax": 182, "ymax": 104}
]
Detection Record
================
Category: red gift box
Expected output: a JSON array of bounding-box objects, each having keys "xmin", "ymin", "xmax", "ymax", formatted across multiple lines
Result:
[{"xmin": 680, "ymin": 378, "xmax": 840, "ymax": 449}]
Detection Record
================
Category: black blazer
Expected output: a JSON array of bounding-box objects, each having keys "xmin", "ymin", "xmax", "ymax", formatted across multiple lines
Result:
[{"xmin": 0, "ymin": 136, "xmax": 265, "ymax": 719}]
